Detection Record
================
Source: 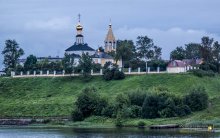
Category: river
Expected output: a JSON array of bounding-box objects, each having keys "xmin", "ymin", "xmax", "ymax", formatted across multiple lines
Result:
[{"xmin": 0, "ymin": 127, "xmax": 220, "ymax": 138}]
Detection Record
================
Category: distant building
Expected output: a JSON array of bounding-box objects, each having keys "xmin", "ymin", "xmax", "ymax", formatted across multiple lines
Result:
[
  {"xmin": 92, "ymin": 50, "xmax": 115, "ymax": 66},
  {"xmin": 182, "ymin": 59, "xmax": 203, "ymax": 67},
  {"xmin": 92, "ymin": 23, "xmax": 122, "ymax": 67},
  {"xmin": 167, "ymin": 60, "xmax": 186, "ymax": 73},
  {"xmin": 18, "ymin": 15, "xmax": 122, "ymax": 68},
  {"xmin": 104, "ymin": 23, "xmax": 116, "ymax": 53},
  {"xmin": 18, "ymin": 56, "xmax": 63, "ymax": 66},
  {"xmin": 65, "ymin": 17, "xmax": 95, "ymax": 56},
  {"xmin": 65, "ymin": 15, "xmax": 121, "ymax": 67}
]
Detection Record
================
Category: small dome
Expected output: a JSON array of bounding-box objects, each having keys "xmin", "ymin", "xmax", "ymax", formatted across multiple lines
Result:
[{"xmin": 76, "ymin": 23, "xmax": 83, "ymax": 30}]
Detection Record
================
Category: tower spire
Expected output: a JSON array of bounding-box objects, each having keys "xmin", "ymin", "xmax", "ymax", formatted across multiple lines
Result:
[
  {"xmin": 75, "ymin": 14, "xmax": 84, "ymax": 44},
  {"xmin": 109, "ymin": 18, "xmax": 112, "ymax": 27},
  {"xmin": 104, "ymin": 20, "xmax": 116, "ymax": 52},
  {"xmin": 78, "ymin": 14, "xmax": 81, "ymax": 23}
]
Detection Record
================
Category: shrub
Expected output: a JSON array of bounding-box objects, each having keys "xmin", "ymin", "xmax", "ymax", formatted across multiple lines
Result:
[
  {"xmin": 103, "ymin": 69, "xmax": 114, "ymax": 81},
  {"xmin": 175, "ymin": 105, "xmax": 191, "ymax": 117},
  {"xmin": 75, "ymin": 87, "xmax": 107, "ymax": 118},
  {"xmin": 130, "ymin": 105, "xmax": 142, "ymax": 118},
  {"xmin": 142, "ymin": 92, "xmax": 193, "ymax": 119},
  {"xmin": 115, "ymin": 93, "xmax": 130, "ymax": 111},
  {"xmin": 128, "ymin": 90, "xmax": 146, "ymax": 106},
  {"xmin": 183, "ymin": 86, "xmax": 208, "ymax": 111},
  {"xmin": 72, "ymin": 109, "xmax": 84, "ymax": 121},
  {"xmin": 137, "ymin": 121, "xmax": 146, "ymax": 128},
  {"xmin": 93, "ymin": 98, "xmax": 108, "ymax": 116},
  {"xmin": 115, "ymin": 119, "xmax": 123, "ymax": 127},
  {"xmin": 103, "ymin": 68, "xmax": 125, "ymax": 81},
  {"xmin": 101, "ymin": 105, "xmax": 116, "ymax": 118},
  {"xmin": 190, "ymin": 69, "xmax": 215, "ymax": 77},
  {"xmin": 42, "ymin": 119, "xmax": 51, "ymax": 124},
  {"xmin": 121, "ymin": 107, "xmax": 133, "ymax": 118},
  {"xmin": 199, "ymin": 62, "xmax": 217, "ymax": 72},
  {"xmin": 142, "ymin": 94, "xmax": 159, "ymax": 119},
  {"xmin": 159, "ymin": 98, "xmax": 176, "ymax": 118},
  {"xmin": 92, "ymin": 63, "xmax": 102, "ymax": 72},
  {"xmin": 113, "ymin": 70, "xmax": 125, "ymax": 80},
  {"xmin": 115, "ymin": 113, "xmax": 123, "ymax": 127}
]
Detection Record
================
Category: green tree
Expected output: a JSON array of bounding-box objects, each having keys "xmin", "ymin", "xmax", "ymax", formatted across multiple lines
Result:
[
  {"xmin": 142, "ymin": 94, "xmax": 159, "ymax": 118},
  {"xmin": 115, "ymin": 40, "xmax": 135, "ymax": 68},
  {"xmin": 153, "ymin": 46, "xmax": 162, "ymax": 60},
  {"xmin": 36, "ymin": 59, "xmax": 50, "ymax": 70},
  {"xmin": 79, "ymin": 52, "xmax": 93, "ymax": 77},
  {"xmin": 115, "ymin": 93, "xmax": 130, "ymax": 111},
  {"xmin": 185, "ymin": 43, "xmax": 201, "ymax": 59},
  {"xmin": 212, "ymin": 41, "xmax": 220, "ymax": 72},
  {"xmin": 200, "ymin": 36, "xmax": 214, "ymax": 62},
  {"xmin": 183, "ymin": 86, "xmax": 208, "ymax": 111},
  {"xmin": 170, "ymin": 46, "xmax": 185, "ymax": 60},
  {"xmin": 24, "ymin": 55, "xmax": 37, "ymax": 71},
  {"xmin": 2, "ymin": 39, "xmax": 24, "ymax": 74},
  {"xmin": 75, "ymin": 87, "xmax": 107, "ymax": 118},
  {"xmin": 136, "ymin": 36, "xmax": 162, "ymax": 61},
  {"xmin": 62, "ymin": 53, "xmax": 75, "ymax": 74},
  {"xmin": 49, "ymin": 61, "xmax": 63, "ymax": 71}
]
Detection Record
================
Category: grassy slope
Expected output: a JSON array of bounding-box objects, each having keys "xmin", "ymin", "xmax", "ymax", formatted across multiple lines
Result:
[{"xmin": 0, "ymin": 74, "xmax": 220, "ymax": 126}]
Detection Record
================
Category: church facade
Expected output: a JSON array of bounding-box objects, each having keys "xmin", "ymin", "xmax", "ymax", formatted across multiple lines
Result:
[{"xmin": 65, "ymin": 17, "xmax": 122, "ymax": 67}]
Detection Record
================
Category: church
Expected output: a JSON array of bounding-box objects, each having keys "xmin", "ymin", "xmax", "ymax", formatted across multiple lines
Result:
[{"xmin": 65, "ymin": 16, "xmax": 122, "ymax": 67}]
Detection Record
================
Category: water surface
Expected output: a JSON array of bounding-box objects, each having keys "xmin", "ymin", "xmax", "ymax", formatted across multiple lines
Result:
[{"xmin": 0, "ymin": 127, "xmax": 219, "ymax": 138}]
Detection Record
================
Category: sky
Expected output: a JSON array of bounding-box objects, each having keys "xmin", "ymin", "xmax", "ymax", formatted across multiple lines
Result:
[{"xmin": 1, "ymin": 0, "xmax": 220, "ymax": 69}]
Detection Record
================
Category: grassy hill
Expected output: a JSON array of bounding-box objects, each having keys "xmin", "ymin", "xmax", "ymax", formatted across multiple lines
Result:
[{"xmin": 0, "ymin": 74, "xmax": 220, "ymax": 127}]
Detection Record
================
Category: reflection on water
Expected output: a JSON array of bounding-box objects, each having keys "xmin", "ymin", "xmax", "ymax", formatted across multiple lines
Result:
[{"xmin": 0, "ymin": 127, "xmax": 219, "ymax": 138}]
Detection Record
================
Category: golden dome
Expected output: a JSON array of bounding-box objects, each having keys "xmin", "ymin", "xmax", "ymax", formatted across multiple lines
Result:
[{"xmin": 76, "ymin": 23, "xmax": 83, "ymax": 30}]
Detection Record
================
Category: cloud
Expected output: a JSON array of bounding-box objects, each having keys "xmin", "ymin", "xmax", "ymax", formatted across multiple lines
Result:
[
  {"xmin": 1, "ymin": 0, "xmax": 220, "ymax": 70},
  {"xmin": 25, "ymin": 17, "xmax": 72, "ymax": 31},
  {"xmin": 115, "ymin": 27, "xmax": 220, "ymax": 59}
]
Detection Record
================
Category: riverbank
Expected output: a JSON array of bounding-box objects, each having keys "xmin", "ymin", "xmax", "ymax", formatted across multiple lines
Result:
[
  {"xmin": 1, "ymin": 116, "xmax": 220, "ymax": 129},
  {"xmin": 1, "ymin": 74, "xmax": 220, "ymax": 128}
]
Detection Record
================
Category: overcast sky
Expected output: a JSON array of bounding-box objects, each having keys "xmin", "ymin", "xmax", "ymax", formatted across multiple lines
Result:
[{"xmin": 1, "ymin": 0, "xmax": 220, "ymax": 69}]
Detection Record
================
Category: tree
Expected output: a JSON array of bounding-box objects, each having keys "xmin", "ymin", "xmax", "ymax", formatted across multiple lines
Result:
[
  {"xmin": 185, "ymin": 43, "xmax": 201, "ymax": 59},
  {"xmin": 170, "ymin": 46, "xmax": 185, "ymax": 60},
  {"xmin": 36, "ymin": 59, "xmax": 50, "ymax": 71},
  {"xmin": 62, "ymin": 53, "xmax": 75, "ymax": 74},
  {"xmin": 115, "ymin": 40, "xmax": 135, "ymax": 68},
  {"xmin": 200, "ymin": 36, "xmax": 214, "ymax": 62},
  {"xmin": 212, "ymin": 41, "xmax": 220, "ymax": 72},
  {"xmin": 75, "ymin": 87, "xmax": 107, "ymax": 118},
  {"xmin": 2, "ymin": 39, "xmax": 24, "ymax": 74},
  {"xmin": 142, "ymin": 94, "xmax": 159, "ymax": 118},
  {"xmin": 24, "ymin": 55, "xmax": 37, "ymax": 71},
  {"xmin": 115, "ymin": 93, "xmax": 130, "ymax": 111},
  {"xmin": 79, "ymin": 52, "xmax": 93, "ymax": 77},
  {"xmin": 183, "ymin": 86, "xmax": 208, "ymax": 111},
  {"xmin": 153, "ymin": 46, "xmax": 162, "ymax": 60},
  {"xmin": 136, "ymin": 36, "xmax": 162, "ymax": 61}
]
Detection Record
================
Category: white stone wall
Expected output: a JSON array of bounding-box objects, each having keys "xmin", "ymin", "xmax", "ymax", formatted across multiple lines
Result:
[
  {"xmin": 167, "ymin": 67, "xmax": 186, "ymax": 73},
  {"xmin": 66, "ymin": 51, "xmax": 95, "ymax": 56}
]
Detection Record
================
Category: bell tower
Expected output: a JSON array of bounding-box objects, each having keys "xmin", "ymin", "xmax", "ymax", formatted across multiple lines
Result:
[{"xmin": 104, "ymin": 21, "xmax": 116, "ymax": 52}]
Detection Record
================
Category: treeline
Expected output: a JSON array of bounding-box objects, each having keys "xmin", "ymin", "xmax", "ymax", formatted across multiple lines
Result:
[
  {"xmin": 113, "ymin": 37, "xmax": 164, "ymax": 70},
  {"xmin": 1, "ymin": 36, "xmax": 167, "ymax": 75},
  {"xmin": 170, "ymin": 36, "xmax": 220, "ymax": 73},
  {"xmin": 72, "ymin": 86, "xmax": 208, "ymax": 125}
]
